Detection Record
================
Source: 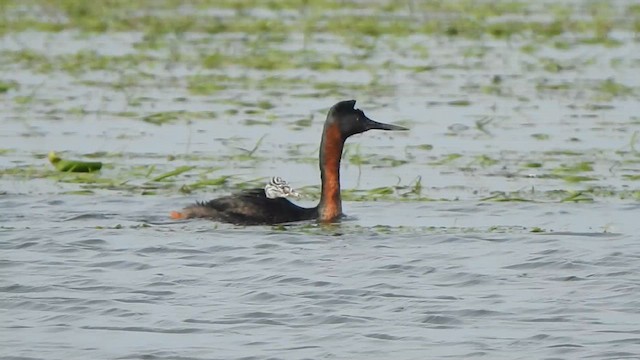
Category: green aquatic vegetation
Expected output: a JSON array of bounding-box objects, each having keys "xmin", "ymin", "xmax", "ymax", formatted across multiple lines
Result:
[
  {"xmin": 1, "ymin": 0, "xmax": 638, "ymax": 207},
  {"xmin": 406, "ymin": 176, "xmax": 422, "ymax": 195},
  {"xmin": 113, "ymin": 111, "xmax": 140, "ymax": 118},
  {"xmin": 531, "ymin": 133, "xmax": 550, "ymax": 140},
  {"xmin": 2, "ymin": 50, "xmax": 53, "ymax": 73},
  {"xmin": 520, "ymin": 43, "xmax": 539, "ymax": 54},
  {"xmin": 622, "ymin": 175, "xmax": 640, "ymax": 181},
  {"xmin": 474, "ymin": 155, "xmax": 499, "ymax": 167},
  {"xmin": 425, "ymin": 18, "xmax": 482, "ymax": 38},
  {"xmin": 62, "ymin": 190, "xmax": 95, "ymax": 195},
  {"xmin": 444, "ymin": 1, "xmax": 526, "ymax": 18},
  {"xmin": 290, "ymin": 116, "xmax": 313, "ymax": 130},
  {"xmin": 586, "ymin": 2, "xmax": 615, "ymax": 41},
  {"xmin": 561, "ymin": 175, "xmax": 597, "ymax": 183},
  {"xmin": 485, "ymin": 21, "xmax": 525, "ymax": 39},
  {"xmin": 630, "ymin": 131, "xmax": 640, "ymax": 155},
  {"xmin": 48, "ymin": 151, "xmax": 103, "ymax": 173},
  {"xmin": 479, "ymin": 188, "xmax": 613, "ymax": 203},
  {"xmin": 345, "ymin": 144, "xmax": 367, "ymax": 166},
  {"xmin": 560, "ymin": 191, "xmax": 594, "ymax": 202},
  {"xmin": 579, "ymin": 37, "xmax": 621, "ymax": 47},
  {"xmin": 4, "ymin": 3, "xmax": 288, "ymax": 35},
  {"xmin": 151, "ymin": 166, "xmax": 195, "ymax": 182},
  {"xmin": 0, "ymin": 80, "xmax": 17, "ymax": 93},
  {"xmin": 416, "ymin": 144, "xmax": 434, "ymax": 151},
  {"xmin": 256, "ymin": 100, "xmax": 275, "ymax": 110},
  {"xmin": 305, "ymin": 55, "xmax": 345, "ymax": 71},
  {"xmin": 448, "ymin": 100, "xmax": 471, "ymax": 107},
  {"xmin": 396, "ymin": 176, "xmax": 428, "ymax": 199},
  {"xmin": 583, "ymin": 104, "xmax": 615, "ymax": 111},
  {"xmin": 255, "ymin": 75, "xmax": 307, "ymax": 91},
  {"xmin": 523, "ymin": 162, "xmax": 543, "ymax": 168},
  {"xmin": 4, "ymin": 49, "xmax": 156, "ymax": 75},
  {"xmin": 82, "ymin": 73, "xmax": 151, "ymax": 92},
  {"xmin": 634, "ymin": 17, "xmax": 640, "ymax": 37},
  {"xmin": 185, "ymin": 176, "xmax": 232, "ymax": 190},
  {"xmin": 480, "ymin": 83, "xmax": 504, "ymax": 96},
  {"xmin": 595, "ymin": 79, "xmax": 633, "ymax": 99},
  {"xmin": 367, "ymin": 186, "xmax": 395, "ymax": 196},
  {"xmin": 544, "ymin": 150, "xmax": 582, "ymax": 157},
  {"xmin": 243, "ymin": 118, "xmax": 272, "ymax": 126},
  {"xmin": 143, "ymin": 111, "xmax": 183, "ymax": 125},
  {"xmin": 224, "ymin": 18, "xmax": 290, "ymax": 37},
  {"xmin": 529, "ymin": 19, "xmax": 565, "ymax": 38},
  {"xmin": 475, "ymin": 117, "xmax": 494, "ymax": 136},
  {"xmin": 553, "ymin": 161, "xmax": 594, "ymax": 174},
  {"xmin": 536, "ymin": 81, "xmax": 571, "ymax": 92},
  {"xmin": 540, "ymin": 58, "xmax": 565, "ymax": 73},
  {"xmin": 345, "ymin": 17, "xmax": 413, "ymax": 37},
  {"xmin": 237, "ymin": 48, "xmax": 296, "ymax": 71},
  {"xmin": 553, "ymin": 41, "xmax": 572, "ymax": 50},
  {"xmin": 312, "ymin": 80, "xmax": 394, "ymax": 98},
  {"xmin": 58, "ymin": 50, "xmax": 113, "ymax": 74},
  {"xmin": 201, "ymin": 52, "xmax": 227, "ymax": 69},
  {"xmin": 430, "ymin": 153, "xmax": 463, "ymax": 165},
  {"xmin": 143, "ymin": 111, "xmax": 216, "ymax": 125},
  {"xmin": 187, "ymin": 75, "xmax": 227, "ymax": 95},
  {"xmin": 551, "ymin": 162, "xmax": 598, "ymax": 183},
  {"xmin": 13, "ymin": 95, "xmax": 34, "ymax": 105},
  {"xmin": 377, "ymin": 156, "xmax": 409, "ymax": 168},
  {"xmin": 402, "ymin": 65, "xmax": 436, "ymax": 73},
  {"xmin": 480, "ymin": 192, "xmax": 532, "ymax": 202},
  {"xmin": 228, "ymin": 135, "xmax": 267, "ymax": 161},
  {"xmin": 1, "ymin": 0, "xmax": 637, "ymax": 42},
  {"xmin": 52, "ymin": 172, "xmax": 115, "ymax": 185}
]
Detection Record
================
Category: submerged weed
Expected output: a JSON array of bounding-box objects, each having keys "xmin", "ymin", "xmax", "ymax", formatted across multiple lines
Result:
[
  {"xmin": 531, "ymin": 133, "xmax": 550, "ymax": 140},
  {"xmin": 0, "ymin": 80, "xmax": 17, "ymax": 93},
  {"xmin": 430, "ymin": 154, "xmax": 463, "ymax": 165},
  {"xmin": 595, "ymin": 79, "xmax": 634, "ymax": 100},
  {"xmin": 143, "ymin": 112, "xmax": 183, "ymax": 125},
  {"xmin": 151, "ymin": 166, "xmax": 195, "ymax": 182},
  {"xmin": 553, "ymin": 162, "xmax": 594, "ymax": 174}
]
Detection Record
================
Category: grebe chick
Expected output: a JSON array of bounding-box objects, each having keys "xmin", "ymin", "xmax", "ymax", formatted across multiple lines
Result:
[
  {"xmin": 264, "ymin": 176, "xmax": 300, "ymax": 199},
  {"xmin": 170, "ymin": 100, "xmax": 407, "ymax": 225}
]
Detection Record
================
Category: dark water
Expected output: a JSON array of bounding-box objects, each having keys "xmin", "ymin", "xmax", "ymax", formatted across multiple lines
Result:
[{"xmin": 2, "ymin": 196, "xmax": 639, "ymax": 359}]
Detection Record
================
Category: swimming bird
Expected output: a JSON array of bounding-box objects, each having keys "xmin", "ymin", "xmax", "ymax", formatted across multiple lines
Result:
[{"xmin": 170, "ymin": 100, "xmax": 407, "ymax": 225}]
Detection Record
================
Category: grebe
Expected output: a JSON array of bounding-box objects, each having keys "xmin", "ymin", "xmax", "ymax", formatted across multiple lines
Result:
[{"xmin": 170, "ymin": 100, "xmax": 407, "ymax": 225}]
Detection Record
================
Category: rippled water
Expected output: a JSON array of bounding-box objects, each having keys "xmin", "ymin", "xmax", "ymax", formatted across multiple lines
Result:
[
  {"xmin": 3, "ymin": 1, "xmax": 640, "ymax": 359},
  {"xmin": 2, "ymin": 195, "xmax": 640, "ymax": 359}
]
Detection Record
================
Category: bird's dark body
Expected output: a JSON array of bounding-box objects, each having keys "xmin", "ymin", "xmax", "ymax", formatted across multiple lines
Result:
[
  {"xmin": 183, "ymin": 189, "xmax": 318, "ymax": 225},
  {"xmin": 171, "ymin": 100, "xmax": 407, "ymax": 225}
]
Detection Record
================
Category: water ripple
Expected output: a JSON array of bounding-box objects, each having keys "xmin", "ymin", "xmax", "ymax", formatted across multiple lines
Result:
[{"xmin": 2, "ymin": 198, "xmax": 639, "ymax": 360}]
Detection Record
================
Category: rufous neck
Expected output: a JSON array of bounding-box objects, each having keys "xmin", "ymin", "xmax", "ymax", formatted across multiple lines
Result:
[{"xmin": 318, "ymin": 123, "xmax": 344, "ymax": 222}]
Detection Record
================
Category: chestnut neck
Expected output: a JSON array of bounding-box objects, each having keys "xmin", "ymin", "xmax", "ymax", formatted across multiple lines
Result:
[{"xmin": 317, "ymin": 122, "xmax": 345, "ymax": 222}]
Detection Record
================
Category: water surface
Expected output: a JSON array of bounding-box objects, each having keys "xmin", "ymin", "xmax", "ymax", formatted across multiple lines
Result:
[{"xmin": 2, "ymin": 1, "xmax": 640, "ymax": 359}]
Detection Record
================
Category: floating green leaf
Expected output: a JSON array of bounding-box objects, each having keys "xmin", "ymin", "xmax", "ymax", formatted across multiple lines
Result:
[{"xmin": 48, "ymin": 151, "xmax": 102, "ymax": 173}]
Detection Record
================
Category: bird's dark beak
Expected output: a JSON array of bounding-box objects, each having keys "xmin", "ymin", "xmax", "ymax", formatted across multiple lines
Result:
[{"xmin": 365, "ymin": 116, "xmax": 409, "ymax": 131}]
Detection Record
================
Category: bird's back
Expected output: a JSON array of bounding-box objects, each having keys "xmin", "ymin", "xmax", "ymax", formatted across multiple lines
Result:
[{"xmin": 172, "ymin": 188, "xmax": 317, "ymax": 225}]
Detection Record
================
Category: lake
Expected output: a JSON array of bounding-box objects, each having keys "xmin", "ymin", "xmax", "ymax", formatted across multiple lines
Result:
[{"xmin": 1, "ymin": 1, "xmax": 640, "ymax": 359}]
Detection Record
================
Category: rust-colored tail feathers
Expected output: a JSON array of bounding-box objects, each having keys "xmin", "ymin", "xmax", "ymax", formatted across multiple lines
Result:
[{"xmin": 170, "ymin": 211, "xmax": 186, "ymax": 220}]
